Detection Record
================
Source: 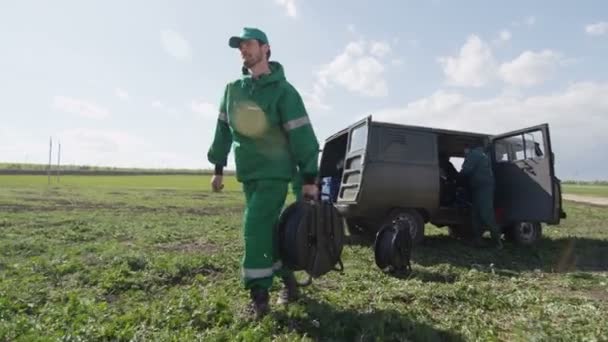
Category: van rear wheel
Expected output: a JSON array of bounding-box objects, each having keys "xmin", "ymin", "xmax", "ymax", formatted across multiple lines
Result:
[
  {"xmin": 504, "ymin": 222, "xmax": 542, "ymax": 245},
  {"xmin": 384, "ymin": 209, "xmax": 425, "ymax": 245}
]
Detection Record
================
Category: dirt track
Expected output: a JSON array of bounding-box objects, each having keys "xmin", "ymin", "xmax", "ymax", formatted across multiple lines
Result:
[{"xmin": 563, "ymin": 194, "xmax": 608, "ymax": 206}]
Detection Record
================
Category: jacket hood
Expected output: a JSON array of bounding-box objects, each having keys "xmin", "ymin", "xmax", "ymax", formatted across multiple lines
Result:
[{"xmin": 242, "ymin": 61, "xmax": 286, "ymax": 86}]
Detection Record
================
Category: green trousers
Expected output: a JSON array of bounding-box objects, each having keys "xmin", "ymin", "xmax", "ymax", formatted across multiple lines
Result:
[
  {"xmin": 471, "ymin": 184, "xmax": 501, "ymax": 241},
  {"xmin": 241, "ymin": 179, "xmax": 292, "ymax": 290}
]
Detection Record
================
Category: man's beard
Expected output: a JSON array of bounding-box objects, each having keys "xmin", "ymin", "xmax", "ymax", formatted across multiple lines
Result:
[{"xmin": 243, "ymin": 52, "xmax": 263, "ymax": 68}]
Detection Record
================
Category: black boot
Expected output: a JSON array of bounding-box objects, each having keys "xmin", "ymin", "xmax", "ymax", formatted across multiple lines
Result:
[
  {"xmin": 494, "ymin": 237, "xmax": 503, "ymax": 250},
  {"xmin": 491, "ymin": 229, "xmax": 503, "ymax": 250},
  {"xmin": 276, "ymin": 273, "xmax": 299, "ymax": 305},
  {"xmin": 496, "ymin": 239, "xmax": 503, "ymax": 250},
  {"xmin": 248, "ymin": 287, "xmax": 269, "ymax": 319}
]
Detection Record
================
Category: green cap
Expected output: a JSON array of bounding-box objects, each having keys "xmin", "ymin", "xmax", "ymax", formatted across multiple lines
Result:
[{"xmin": 228, "ymin": 27, "xmax": 269, "ymax": 48}]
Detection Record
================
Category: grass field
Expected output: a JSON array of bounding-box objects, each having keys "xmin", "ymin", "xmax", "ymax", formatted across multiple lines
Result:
[
  {"xmin": 1, "ymin": 175, "xmax": 607, "ymax": 341},
  {"xmin": 563, "ymin": 184, "xmax": 608, "ymax": 198}
]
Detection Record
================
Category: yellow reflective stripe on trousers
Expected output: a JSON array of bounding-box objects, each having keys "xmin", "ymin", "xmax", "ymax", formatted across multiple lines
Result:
[
  {"xmin": 283, "ymin": 116, "xmax": 310, "ymax": 131},
  {"xmin": 218, "ymin": 112, "xmax": 227, "ymax": 122},
  {"xmin": 243, "ymin": 261, "xmax": 283, "ymax": 279}
]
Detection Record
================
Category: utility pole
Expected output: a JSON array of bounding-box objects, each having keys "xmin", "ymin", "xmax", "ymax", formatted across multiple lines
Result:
[
  {"xmin": 48, "ymin": 137, "xmax": 52, "ymax": 185},
  {"xmin": 56, "ymin": 141, "xmax": 61, "ymax": 183}
]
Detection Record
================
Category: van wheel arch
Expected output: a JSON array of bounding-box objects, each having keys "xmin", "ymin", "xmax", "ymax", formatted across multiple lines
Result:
[{"xmin": 504, "ymin": 222, "xmax": 542, "ymax": 245}]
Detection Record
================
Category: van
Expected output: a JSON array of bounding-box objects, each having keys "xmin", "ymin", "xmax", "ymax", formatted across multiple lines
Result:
[{"xmin": 319, "ymin": 116, "xmax": 567, "ymax": 246}]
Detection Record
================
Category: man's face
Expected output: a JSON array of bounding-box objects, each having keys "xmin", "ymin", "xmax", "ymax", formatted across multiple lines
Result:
[{"xmin": 239, "ymin": 39, "xmax": 267, "ymax": 68}]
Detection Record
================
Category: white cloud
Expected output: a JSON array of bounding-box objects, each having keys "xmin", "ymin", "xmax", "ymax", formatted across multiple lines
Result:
[
  {"xmin": 302, "ymin": 84, "xmax": 331, "ymax": 112},
  {"xmin": 585, "ymin": 22, "xmax": 608, "ymax": 36},
  {"xmin": 302, "ymin": 39, "xmax": 398, "ymax": 110},
  {"xmin": 51, "ymin": 128, "xmax": 196, "ymax": 168},
  {"xmin": 370, "ymin": 41, "xmax": 391, "ymax": 57},
  {"xmin": 0, "ymin": 127, "xmax": 46, "ymax": 164},
  {"xmin": 316, "ymin": 40, "xmax": 392, "ymax": 98},
  {"xmin": 372, "ymin": 82, "xmax": 608, "ymax": 179},
  {"xmin": 499, "ymin": 30, "xmax": 512, "ymax": 41},
  {"xmin": 0, "ymin": 123, "xmax": 211, "ymax": 169},
  {"xmin": 191, "ymin": 100, "xmax": 217, "ymax": 119},
  {"xmin": 61, "ymin": 128, "xmax": 145, "ymax": 155},
  {"xmin": 439, "ymin": 35, "xmax": 565, "ymax": 88},
  {"xmin": 492, "ymin": 30, "xmax": 512, "ymax": 46},
  {"xmin": 437, "ymin": 35, "xmax": 498, "ymax": 87},
  {"xmin": 408, "ymin": 39, "xmax": 420, "ymax": 48},
  {"xmin": 375, "ymin": 83, "xmax": 608, "ymax": 134},
  {"xmin": 115, "ymin": 88, "xmax": 129, "ymax": 100},
  {"xmin": 160, "ymin": 29, "xmax": 192, "ymax": 61},
  {"xmin": 512, "ymin": 15, "xmax": 537, "ymax": 27},
  {"xmin": 499, "ymin": 50, "xmax": 562, "ymax": 87},
  {"xmin": 526, "ymin": 16, "xmax": 536, "ymax": 26},
  {"xmin": 275, "ymin": 0, "xmax": 297, "ymax": 18},
  {"xmin": 391, "ymin": 58, "xmax": 404, "ymax": 67},
  {"xmin": 52, "ymin": 96, "xmax": 110, "ymax": 119},
  {"xmin": 148, "ymin": 100, "xmax": 180, "ymax": 118}
]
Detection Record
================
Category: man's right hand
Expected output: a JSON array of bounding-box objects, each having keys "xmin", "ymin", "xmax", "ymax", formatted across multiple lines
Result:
[
  {"xmin": 302, "ymin": 184, "xmax": 319, "ymax": 201},
  {"xmin": 211, "ymin": 175, "xmax": 224, "ymax": 192}
]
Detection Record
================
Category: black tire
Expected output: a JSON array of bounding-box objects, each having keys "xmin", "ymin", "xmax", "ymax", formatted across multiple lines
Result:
[
  {"xmin": 384, "ymin": 209, "xmax": 425, "ymax": 245},
  {"xmin": 374, "ymin": 221, "xmax": 412, "ymax": 274},
  {"xmin": 448, "ymin": 224, "xmax": 474, "ymax": 240},
  {"xmin": 504, "ymin": 222, "xmax": 542, "ymax": 245}
]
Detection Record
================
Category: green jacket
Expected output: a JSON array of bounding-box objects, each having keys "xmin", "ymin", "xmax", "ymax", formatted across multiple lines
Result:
[
  {"xmin": 207, "ymin": 61, "xmax": 319, "ymax": 184},
  {"xmin": 461, "ymin": 147, "xmax": 494, "ymax": 188}
]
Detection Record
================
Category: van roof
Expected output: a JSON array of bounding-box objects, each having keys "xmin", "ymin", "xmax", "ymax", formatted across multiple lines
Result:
[
  {"xmin": 373, "ymin": 119, "xmax": 491, "ymax": 138},
  {"xmin": 324, "ymin": 116, "xmax": 490, "ymax": 142}
]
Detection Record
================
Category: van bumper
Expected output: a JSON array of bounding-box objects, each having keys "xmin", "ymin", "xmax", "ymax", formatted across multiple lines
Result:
[{"xmin": 334, "ymin": 203, "xmax": 357, "ymax": 217}]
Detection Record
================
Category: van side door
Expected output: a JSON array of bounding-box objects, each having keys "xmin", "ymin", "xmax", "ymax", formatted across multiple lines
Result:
[{"xmin": 490, "ymin": 124, "xmax": 561, "ymax": 224}]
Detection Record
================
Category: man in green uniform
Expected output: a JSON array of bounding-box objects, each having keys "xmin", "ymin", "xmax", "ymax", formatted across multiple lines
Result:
[
  {"xmin": 207, "ymin": 27, "xmax": 320, "ymax": 319},
  {"xmin": 460, "ymin": 145, "xmax": 503, "ymax": 249}
]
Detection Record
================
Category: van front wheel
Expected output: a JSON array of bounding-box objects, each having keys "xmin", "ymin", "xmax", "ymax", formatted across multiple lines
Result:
[
  {"xmin": 384, "ymin": 209, "xmax": 425, "ymax": 245},
  {"xmin": 504, "ymin": 222, "xmax": 542, "ymax": 245}
]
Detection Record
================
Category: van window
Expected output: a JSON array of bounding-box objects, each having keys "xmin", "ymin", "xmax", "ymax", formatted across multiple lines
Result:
[
  {"xmin": 494, "ymin": 129, "xmax": 546, "ymax": 163},
  {"xmin": 379, "ymin": 129, "xmax": 435, "ymax": 163},
  {"xmin": 450, "ymin": 157, "xmax": 464, "ymax": 170},
  {"xmin": 525, "ymin": 131, "xmax": 545, "ymax": 158},
  {"xmin": 349, "ymin": 124, "xmax": 367, "ymax": 152}
]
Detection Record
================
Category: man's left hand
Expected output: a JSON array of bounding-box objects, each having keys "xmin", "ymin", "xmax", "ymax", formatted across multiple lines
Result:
[{"xmin": 302, "ymin": 184, "xmax": 319, "ymax": 201}]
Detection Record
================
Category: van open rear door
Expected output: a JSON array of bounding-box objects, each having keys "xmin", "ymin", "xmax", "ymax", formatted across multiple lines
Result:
[
  {"xmin": 491, "ymin": 124, "xmax": 562, "ymax": 225},
  {"xmin": 338, "ymin": 116, "xmax": 371, "ymax": 203}
]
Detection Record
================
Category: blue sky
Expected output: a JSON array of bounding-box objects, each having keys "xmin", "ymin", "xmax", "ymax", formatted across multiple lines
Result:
[{"xmin": 1, "ymin": 0, "xmax": 607, "ymax": 180}]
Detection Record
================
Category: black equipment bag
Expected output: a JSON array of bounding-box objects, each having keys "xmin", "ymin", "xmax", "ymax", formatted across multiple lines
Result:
[
  {"xmin": 374, "ymin": 219, "xmax": 413, "ymax": 275},
  {"xmin": 277, "ymin": 200, "xmax": 345, "ymax": 283}
]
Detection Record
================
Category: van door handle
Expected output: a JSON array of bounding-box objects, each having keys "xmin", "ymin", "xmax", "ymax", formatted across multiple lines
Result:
[{"xmin": 522, "ymin": 163, "xmax": 536, "ymax": 176}]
